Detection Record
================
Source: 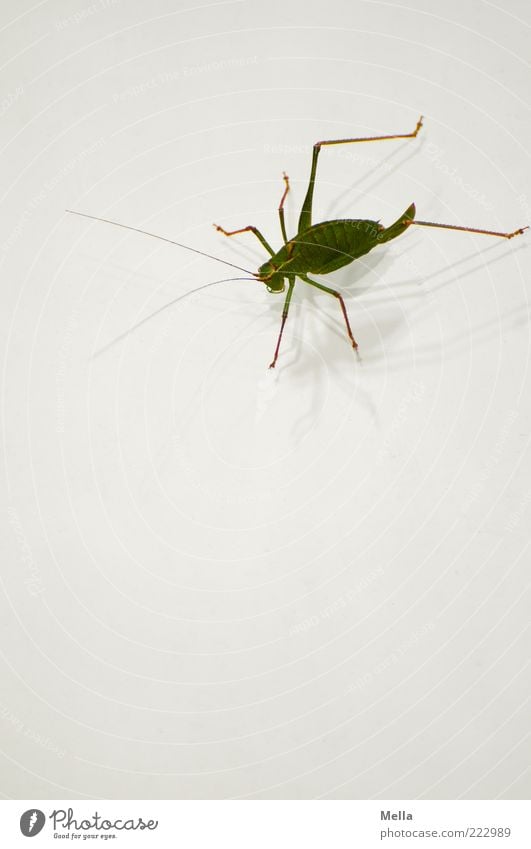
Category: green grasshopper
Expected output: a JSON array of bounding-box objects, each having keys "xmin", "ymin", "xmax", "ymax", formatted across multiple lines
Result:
[{"xmin": 68, "ymin": 116, "xmax": 527, "ymax": 367}]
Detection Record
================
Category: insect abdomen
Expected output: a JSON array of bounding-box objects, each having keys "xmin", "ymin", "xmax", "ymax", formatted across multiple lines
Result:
[{"xmin": 284, "ymin": 219, "xmax": 383, "ymax": 275}]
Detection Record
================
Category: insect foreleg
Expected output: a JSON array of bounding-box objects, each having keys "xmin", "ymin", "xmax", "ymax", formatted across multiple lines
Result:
[
  {"xmin": 301, "ymin": 275, "xmax": 359, "ymax": 353},
  {"xmin": 297, "ymin": 115, "xmax": 424, "ymax": 234},
  {"xmin": 213, "ymin": 223, "xmax": 275, "ymax": 255},
  {"xmin": 278, "ymin": 172, "xmax": 290, "ymax": 244},
  {"xmin": 269, "ymin": 278, "xmax": 296, "ymax": 369}
]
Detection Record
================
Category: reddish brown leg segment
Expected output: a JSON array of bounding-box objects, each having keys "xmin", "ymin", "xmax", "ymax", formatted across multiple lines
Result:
[
  {"xmin": 406, "ymin": 220, "xmax": 528, "ymax": 239},
  {"xmin": 278, "ymin": 172, "xmax": 290, "ymax": 244},
  {"xmin": 301, "ymin": 275, "xmax": 359, "ymax": 353},
  {"xmin": 213, "ymin": 223, "xmax": 274, "ymax": 255},
  {"xmin": 269, "ymin": 279, "xmax": 295, "ymax": 369}
]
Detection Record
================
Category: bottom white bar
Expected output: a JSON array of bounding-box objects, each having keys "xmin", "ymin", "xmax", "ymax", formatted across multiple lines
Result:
[{"xmin": 1, "ymin": 800, "xmax": 529, "ymax": 847}]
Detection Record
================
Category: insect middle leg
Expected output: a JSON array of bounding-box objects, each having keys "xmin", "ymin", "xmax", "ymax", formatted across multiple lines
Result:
[
  {"xmin": 269, "ymin": 278, "xmax": 296, "ymax": 369},
  {"xmin": 298, "ymin": 115, "xmax": 424, "ymax": 233},
  {"xmin": 213, "ymin": 223, "xmax": 275, "ymax": 255},
  {"xmin": 301, "ymin": 275, "xmax": 359, "ymax": 352}
]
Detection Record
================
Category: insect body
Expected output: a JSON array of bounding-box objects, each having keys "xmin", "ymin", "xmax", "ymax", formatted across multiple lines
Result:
[
  {"xmin": 213, "ymin": 115, "xmax": 526, "ymax": 367},
  {"xmin": 68, "ymin": 115, "xmax": 527, "ymax": 368},
  {"xmin": 257, "ymin": 207, "xmax": 413, "ymax": 287}
]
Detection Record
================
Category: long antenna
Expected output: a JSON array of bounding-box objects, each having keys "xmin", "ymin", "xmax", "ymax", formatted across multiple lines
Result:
[
  {"xmin": 93, "ymin": 276, "xmax": 255, "ymax": 358},
  {"xmin": 65, "ymin": 209, "xmax": 256, "ymax": 275}
]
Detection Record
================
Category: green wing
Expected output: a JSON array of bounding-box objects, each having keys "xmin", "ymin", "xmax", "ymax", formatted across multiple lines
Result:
[{"xmin": 282, "ymin": 205, "xmax": 415, "ymax": 276}]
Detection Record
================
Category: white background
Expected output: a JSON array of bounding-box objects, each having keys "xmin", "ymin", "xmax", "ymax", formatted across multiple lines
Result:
[{"xmin": 0, "ymin": 0, "xmax": 529, "ymax": 800}]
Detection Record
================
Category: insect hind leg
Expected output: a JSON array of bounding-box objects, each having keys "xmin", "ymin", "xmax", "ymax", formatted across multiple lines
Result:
[
  {"xmin": 297, "ymin": 116, "xmax": 423, "ymax": 234},
  {"xmin": 405, "ymin": 219, "xmax": 528, "ymax": 239}
]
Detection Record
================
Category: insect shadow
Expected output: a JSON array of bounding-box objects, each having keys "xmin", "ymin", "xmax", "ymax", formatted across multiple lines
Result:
[
  {"xmin": 324, "ymin": 135, "xmax": 427, "ymax": 221},
  {"xmin": 356, "ymin": 240, "xmax": 529, "ymax": 370},
  {"xmin": 68, "ymin": 115, "xmax": 526, "ymax": 372}
]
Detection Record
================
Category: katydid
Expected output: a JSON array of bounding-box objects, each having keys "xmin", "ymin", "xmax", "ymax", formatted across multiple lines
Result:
[{"xmin": 67, "ymin": 115, "xmax": 527, "ymax": 368}]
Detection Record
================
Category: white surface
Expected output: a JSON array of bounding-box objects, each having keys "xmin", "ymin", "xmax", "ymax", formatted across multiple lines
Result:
[{"xmin": 0, "ymin": 0, "xmax": 529, "ymax": 800}]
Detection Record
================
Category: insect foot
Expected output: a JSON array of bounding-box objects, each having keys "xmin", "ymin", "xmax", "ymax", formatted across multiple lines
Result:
[{"xmin": 507, "ymin": 227, "xmax": 529, "ymax": 239}]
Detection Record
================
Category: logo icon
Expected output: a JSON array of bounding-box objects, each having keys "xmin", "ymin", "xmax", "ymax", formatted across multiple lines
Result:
[{"xmin": 20, "ymin": 809, "xmax": 45, "ymax": 837}]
